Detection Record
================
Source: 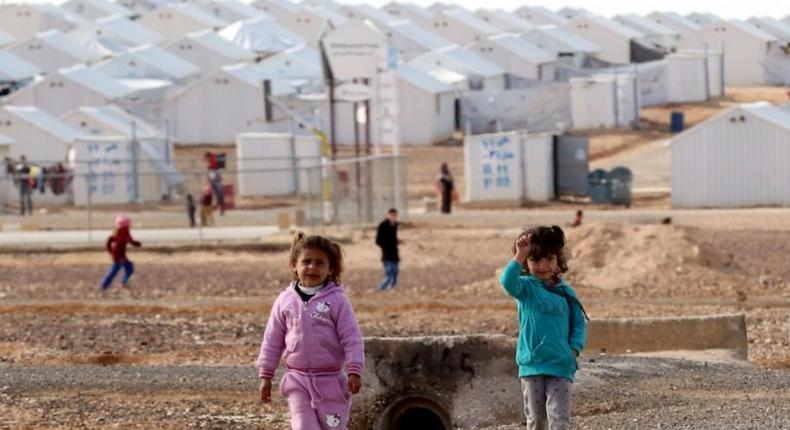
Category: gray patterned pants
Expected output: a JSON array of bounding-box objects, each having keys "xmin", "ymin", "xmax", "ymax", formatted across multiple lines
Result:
[{"xmin": 521, "ymin": 376, "xmax": 573, "ymax": 430}]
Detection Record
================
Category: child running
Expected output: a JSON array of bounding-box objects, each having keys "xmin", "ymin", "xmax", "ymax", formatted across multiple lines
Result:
[
  {"xmin": 100, "ymin": 214, "xmax": 141, "ymax": 291},
  {"xmin": 499, "ymin": 225, "xmax": 588, "ymax": 430},
  {"xmin": 257, "ymin": 233, "xmax": 364, "ymax": 430}
]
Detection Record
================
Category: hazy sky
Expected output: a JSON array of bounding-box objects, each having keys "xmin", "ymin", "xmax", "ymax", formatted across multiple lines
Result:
[{"xmin": 6, "ymin": 0, "xmax": 788, "ymax": 20}]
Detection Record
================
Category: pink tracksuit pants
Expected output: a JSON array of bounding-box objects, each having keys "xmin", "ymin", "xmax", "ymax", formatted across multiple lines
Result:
[{"xmin": 280, "ymin": 370, "xmax": 351, "ymax": 430}]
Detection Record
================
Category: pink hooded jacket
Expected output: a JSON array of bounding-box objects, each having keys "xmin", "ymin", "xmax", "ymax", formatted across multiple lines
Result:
[{"xmin": 257, "ymin": 282, "xmax": 364, "ymax": 379}]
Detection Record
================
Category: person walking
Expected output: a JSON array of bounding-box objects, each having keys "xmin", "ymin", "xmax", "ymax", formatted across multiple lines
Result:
[
  {"xmin": 375, "ymin": 208, "xmax": 401, "ymax": 291},
  {"xmin": 16, "ymin": 156, "xmax": 32, "ymax": 216},
  {"xmin": 436, "ymin": 163, "xmax": 455, "ymax": 214}
]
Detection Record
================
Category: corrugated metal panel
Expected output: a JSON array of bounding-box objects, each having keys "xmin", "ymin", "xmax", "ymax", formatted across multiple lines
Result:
[{"xmin": 672, "ymin": 107, "xmax": 790, "ymax": 207}]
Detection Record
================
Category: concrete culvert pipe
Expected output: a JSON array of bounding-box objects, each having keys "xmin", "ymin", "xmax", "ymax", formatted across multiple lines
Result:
[{"xmin": 350, "ymin": 335, "xmax": 521, "ymax": 430}]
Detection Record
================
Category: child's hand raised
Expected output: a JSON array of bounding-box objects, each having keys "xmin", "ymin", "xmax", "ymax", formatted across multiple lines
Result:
[{"xmin": 514, "ymin": 234, "xmax": 530, "ymax": 262}]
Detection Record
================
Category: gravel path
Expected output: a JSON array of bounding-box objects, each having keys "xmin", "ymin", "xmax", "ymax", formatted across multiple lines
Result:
[{"xmin": 2, "ymin": 355, "xmax": 789, "ymax": 429}]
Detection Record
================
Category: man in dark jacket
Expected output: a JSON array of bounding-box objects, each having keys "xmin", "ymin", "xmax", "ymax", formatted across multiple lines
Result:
[{"xmin": 375, "ymin": 208, "xmax": 401, "ymax": 290}]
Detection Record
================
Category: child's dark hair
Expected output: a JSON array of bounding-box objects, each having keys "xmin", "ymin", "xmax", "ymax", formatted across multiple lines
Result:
[
  {"xmin": 289, "ymin": 232, "xmax": 344, "ymax": 283},
  {"xmin": 512, "ymin": 225, "xmax": 569, "ymax": 275}
]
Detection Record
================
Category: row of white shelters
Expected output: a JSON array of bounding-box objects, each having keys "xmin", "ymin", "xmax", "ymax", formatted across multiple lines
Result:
[
  {"xmin": 564, "ymin": 14, "xmax": 645, "ymax": 64},
  {"xmin": 471, "ymin": 34, "xmax": 557, "ymax": 81},
  {"xmin": 671, "ymin": 103, "xmax": 790, "ymax": 208},
  {"xmin": 429, "ymin": 7, "xmax": 501, "ymax": 46},
  {"xmin": 614, "ymin": 14, "xmax": 679, "ymax": 51},
  {"xmin": 10, "ymin": 29, "xmax": 105, "ymax": 74},
  {"xmin": 251, "ymin": 0, "xmax": 299, "ymax": 21},
  {"xmin": 408, "ymin": 46, "xmax": 506, "ymax": 91},
  {"xmin": 95, "ymin": 44, "xmax": 201, "ymax": 84},
  {"xmin": 165, "ymin": 29, "xmax": 257, "ymax": 74},
  {"xmin": 475, "ymin": 8, "xmax": 535, "ymax": 33},
  {"xmin": 382, "ymin": 2, "xmax": 433, "ymax": 28},
  {"xmin": 67, "ymin": 14, "xmax": 165, "ymax": 55},
  {"xmin": 0, "ymin": 4, "xmax": 86, "ymax": 39},
  {"xmin": 0, "ymin": 105, "xmax": 80, "ymax": 164},
  {"xmin": 647, "ymin": 12, "xmax": 701, "ymax": 37},
  {"xmin": 138, "ymin": 2, "xmax": 227, "ymax": 42},
  {"xmin": 204, "ymin": 0, "xmax": 267, "ymax": 23},
  {"xmin": 219, "ymin": 16, "xmax": 306, "ymax": 56},
  {"xmin": 522, "ymin": 26, "xmax": 601, "ymax": 68},
  {"xmin": 61, "ymin": 0, "xmax": 134, "ymax": 20},
  {"xmin": 0, "ymin": 51, "xmax": 42, "ymax": 84},
  {"xmin": 515, "ymin": 6, "xmax": 568, "ymax": 26},
  {"xmin": 383, "ymin": 19, "xmax": 454, "ymax": 62},
  {"xmin": 62, "ymin": 104, "xmax": 162, "ymax": 139},
  {"xmin": 6, "ymin": 65, "xmax": 135, "ymax": 116},
  {"xmin": 747, "ymin": 17, "xmax": 790, "ymax": 42},
  {"xmin": 678, "ymin": 20, "xmax": 778, "ymax": 85}
]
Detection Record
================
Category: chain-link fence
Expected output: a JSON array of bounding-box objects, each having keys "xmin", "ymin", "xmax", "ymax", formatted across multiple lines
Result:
[{"xmin": 0, "ymin": 153, "xmax": 406, "ymax": 240}]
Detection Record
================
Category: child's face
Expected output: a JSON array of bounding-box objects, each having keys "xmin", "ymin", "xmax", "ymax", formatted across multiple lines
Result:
[
  {"xmin": 292, "ymin": 248, "xmax": 331, "ymax": 287},
  {"xmin": 526, "ymin": 254, "xmax": 558, "ymax": 282}
]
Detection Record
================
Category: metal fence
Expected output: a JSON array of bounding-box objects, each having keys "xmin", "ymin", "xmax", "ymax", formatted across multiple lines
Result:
[{"xmin": 0, "ymin": 154, "xmax": 407, "ymax": 239}]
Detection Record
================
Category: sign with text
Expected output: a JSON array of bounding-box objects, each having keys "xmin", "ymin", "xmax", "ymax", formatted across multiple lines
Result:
[
  {"xmin": 322, "ymin": 20, "xmax": 386, "ymax": 80},
  {"xmin": 464, "ymin": 131, "xmax": 523, "ymax": 201},
  {"xmin": 335, "ymin": 82, "xmax": 373, "ymax": 102}
]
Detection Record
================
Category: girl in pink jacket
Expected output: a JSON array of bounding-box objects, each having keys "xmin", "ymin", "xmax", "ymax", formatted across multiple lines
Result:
[{"xmin": 257, "ymin": 233, "xmax": 364, "ymax": 430}]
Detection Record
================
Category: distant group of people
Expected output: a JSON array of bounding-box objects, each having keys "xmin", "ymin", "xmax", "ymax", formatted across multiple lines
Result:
[
  {"xmin": 184, "ymin": 151, "xmax": 227, "ymax": 228},
  {"xmin": 3, "ymin": 155, "xmax": 72, "ymax": 216}
]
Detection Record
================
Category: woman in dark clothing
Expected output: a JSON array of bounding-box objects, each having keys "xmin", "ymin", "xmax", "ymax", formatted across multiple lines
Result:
[{"xmin": 437, "ymin": 163, "xmax": 455, "ymax": 214}]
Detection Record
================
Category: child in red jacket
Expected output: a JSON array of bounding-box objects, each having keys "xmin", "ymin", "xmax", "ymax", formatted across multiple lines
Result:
[{"xmin": 100, "ymin": 214, "xmax": 141, "ymax": 291}]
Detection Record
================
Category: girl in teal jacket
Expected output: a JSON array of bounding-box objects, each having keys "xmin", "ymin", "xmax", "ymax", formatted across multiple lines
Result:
[{"xmin": 499, "ymin": 225, "xmax": 587, "ymax": 430}]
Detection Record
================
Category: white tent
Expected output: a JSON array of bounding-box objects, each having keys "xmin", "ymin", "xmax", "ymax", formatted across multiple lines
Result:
[
  {"xmin": 95, "ymin": 44, "xmax": 202, "ymax": 84},
  {"xmin": 6, "ymin": 65, "xmax": 134, "ymax": 116},
  {"xmin": 429, "ymin": 8, "xmax": 502, "ymax": 46},
  {"xmin": 564, "ymin": 14, "xmax": 645, "ymax": 64},
  {"xmin": 0, "ymin": 4, "xmax": 87, "ymax": 40},
  {"xmin": 219, "ymin": 16, "xmax": 306, "ymax": 56},
  {"xmin": 0, "ymin": 30, "xmax": 15, "ymax": 48},
  {"xmin": 166, "ymin": 30, "xmax": 256, "ymax": 74},
  {"xmin": 167, "ymin": 63, "xmax": 304, "ymax": 145},
  {"xmin": 384, "ymin": 20, "xmax": 454, "ymax": 62},
  {"xmin": 747, "ymin": 17, "xmax": 790, "ymax": 42},
  {"xmin": 614, "ymin": 14, "xmax": 679, "ymax": 51},
  {"xmin": 678, "ymin": 20, "xmax": 778, "ymax": 85},
  {"xmin": 472, "ymin": 33, "xmax": 557, "ymax": 81},
  {"xmin": 395, "ymin": 65, "xmax": 455, "ymax": 145},
  {"xmin": 408, "ymin": 46, "xmax": 507, "ymax": 91},
  {"xmin": 256, "ymin": 45, "xmax": 322, "ymax": 78},
  {"xmin": 0, "ymin": 51, "xmax": 42, "ymax": 83},
  {"xmin": 670, "ymin": 103, "xmax": 790, "ymax": 208},
  {"xmin": 0, "ymin": 105, "xmax": 81, "ymax": 164},
  {"xmin": 279, "ymin": 7, "xmax": 339, "ymax": 46},
  {"xmin": 138, "ymin": 3, "xmax": 227, "ymax": 42},
  {"xmin": 9, "ymin": 30, "xmax": 105, "ymax": 74},
  {"xmin": 61, "ymin": 0, "xmax": 133, "ymax": 20},
  {"xmin": 250, "ymin": 0, "xmax": 298, "ymax": 20},
  {"xmin": 647, "ymin": 12, "xmax": 701, "ymax": 36},
  {"xmin": 68, "ymin": 15, "xmax": 166, "ymax": 55},
  {"xmin": 686, "ymin": 12, "xmax": 720, "ymax": 26},
  {"xmin": 475, "ymin": 8, "xmax": 535, "ymax": 33},
  {"xmin": 204, "ymin": 0, "xmax": 267, "ymax": 23},
  {"xmin": 522, "ymin": 25, "xmax": 601, "ymax": 68},
  {"xmin": 381, "ymin": 2, "xmax": 434, "ymax": 27},
  {"xmin": 62, "ymin": 104, "xmax": 162, "ymax": 139},
  {"xmin": 515, "ymin": 6, "xmax": 568, "ymax": 26}
]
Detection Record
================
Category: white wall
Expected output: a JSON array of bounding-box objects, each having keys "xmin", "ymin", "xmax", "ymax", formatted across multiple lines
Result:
[
  {"xmin": 236, "ymin": 133, "xmax": 321, "ymax": 197},
  {"xmin": 10, "ymin": 40, "xmax": 84, "ymax": 73},
  {"xmin": 8, "ymin": 79, "xmax": 109, "ymax": 116},
  {"xmin": 565, "ymin": 17, "xmax": 631, "ymax": 64},
  {"xmin": 570, "ymin": 77, "xmax": 616, "ymax": 129},
  {"xmin": 397, "ymin": 82, "xmax": 454, "ymax": 145},
  {"xmin": 523, "ymin": 133, "xmax": 554, "ymax": 201}
]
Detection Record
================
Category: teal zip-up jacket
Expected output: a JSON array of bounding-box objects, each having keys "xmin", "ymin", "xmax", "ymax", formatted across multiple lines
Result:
[{"xmin": 499, "ymin": 260, "xmax": 587, "ymax": 381}]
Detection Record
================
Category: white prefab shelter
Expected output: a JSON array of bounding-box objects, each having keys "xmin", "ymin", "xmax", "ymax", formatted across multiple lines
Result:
[
  {"xmin": 564, "ymin": 15, "xmax": 645, "ymax": 64},
  {"xmin": 138, "ymin": 3, "xmax": 227, "ymax": 42},
  {"xmin": 68, "ymin": 15, "xmax": 166, "ymax": 55},
  {"xmin": 521, "ymin": 26, "xmax": 601, "ymax": 68},
  {"xmin": 204, "ymin": 0, "xmax": 267, "ymax": 23},
  {"xmin": 7, "ymin": 65, "xmax": 134, "ymax": 116},
  {"xmin": 95, "ymin": 44, "xmax": 202, "ymax": 84},
  {"xmin": 219, "ymin": 16, "xmax": 306, "ymax": 56},
  {"xmin": 557, "ymin": 7, "xmax": 589, "ymax": 21},
  {"xmin": 614, "ymin": 14, "xmax": 679, "ymax": 51},
  {"xmin": 236, "ymin": 133, "xmax": 321, "ymax": 197},
  {"xmin": 0, "ymin": 4, "xmax": 86, "ymax": 40},
  {"xmin": 747, "ymin": 17, "xmax": 790, "ymax": 42},
  {"xmin": 10, "ymin": 30, "xmax": 105, "ymax": 74},
  {"xmin": 383, "ymin": 20, "xmax": 454, "ymax": 62},
  {"xmin": 677, "ymin": 20, "xmax": 778, "ymax": 86},
  {"xmin": 0, "ymin": 105, "xmax": 80, "ymax": 163},
  {"xmin": 475, "ymin": 8, "xmax": 535, "ymax": 33},
  {"xmin": 0, "ymin": 29, "xmax": 16, "ymax": 47},
  {"xmin": 647, "ymin": 12, "xmax": 701, "ymax": 36},
  {"xmin": 255, "ymin": 45, "xmax": 322, "ymax": 78},
  {"xmin": 472, "ymin": 34, "xmax": 557, "ymax": 81},
  {"xmin": 667, "ymin": 50, "xmax": 723, "ymax": 102},
  {"xmin": 429, "ymin": 8, "xmax": 502, "ymax": 46},
  {"xmin": 279, "ymin": 7, "xmax": 337, "ymax": 47},
  {"xmin": 382, "ymin": 2, "xmax": 434, "ymax": 27},
  {"xmin": 515, "ymin": 6, "xmax": 568, "ymax": 26},
  {"xmin": 342, "ymin": 4, "xmax": 396, "ymax": 26},
  {"xmin": 62, "ymin": 104, "xmax": 162, "ymax": 139},
  {"xmin": 686, "ymin": 12, "xmax": 720, "ymax": 26},
  {"xmin": 670, "ymin": 103, "xmax": 790, "ymax": 208},
  {"xmin": 0, "ymin": 51, "xmax": 42, "ymax": 83},
  {"xmin": 570, "ymin": 74, "xmax": 637, "ymax": 129},
  {"xmin": 167, "ymin": 63, "xmax": 302, "ymax": 145},
  {"xmin": 395, "ymin": 65, "xmax": 455, "ymax": 145},
  {"xmin": 250, "ymin": 0, "xmax": 298, "ymax": 20},
  {"xmin": 464, "ymin": 130, "xmax": 554, "ymax": 202},
  {"xmin": 408, "ymin": 46, "xmax": 506, "ymax": 91},
  {"xmin": 61, "ymin": 0, "xmax": 133, "ymax": 20},
  {"xmin": 166, "ymin": 30, "xmax": 256, "ymax": 74}
]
